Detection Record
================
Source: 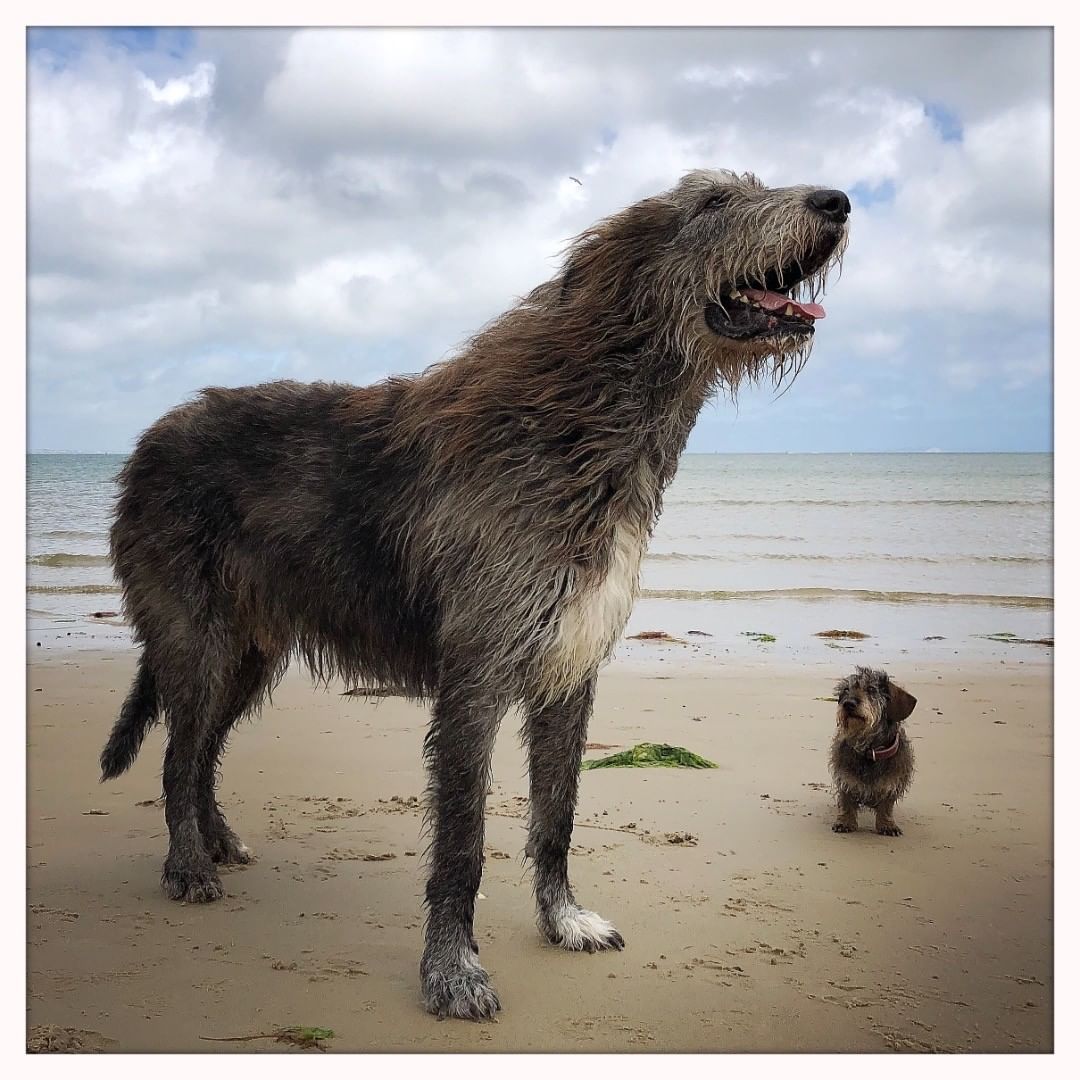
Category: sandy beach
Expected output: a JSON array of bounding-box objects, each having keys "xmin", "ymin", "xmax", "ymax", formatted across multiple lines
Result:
[
  {"xmin": 24, "ymin": 16, "xmax": 1056, "ymax": 1058},
  {"xmin": 27, "ymin": 640, "xmax": 1052, "ymax": 1053}
]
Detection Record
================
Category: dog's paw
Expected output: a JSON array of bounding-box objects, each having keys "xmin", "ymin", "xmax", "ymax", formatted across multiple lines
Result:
[
  {"xmin": 161, "ymin": 864, "xmax": 224, "ymax": 903},
  {"xmin": 543, "ymin": 904, "xmax": 625, "ymax": 953},
  {"xmin": 207, "ymin": 833, "xmax": 253, "ymax": 865},
  {"xmin": 877, "ymin": 823, "xmax": 903, "ymax": 836},
  {"xmin": 421, "ymin": 953, "xmax": 500, "ymax": 1021},
  {"xmin": 831, "ymin": 822, "xmax": 856, "ymax": 833}
]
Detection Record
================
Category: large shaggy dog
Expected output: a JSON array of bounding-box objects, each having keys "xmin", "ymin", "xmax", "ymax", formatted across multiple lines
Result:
[{"xmin": 101, "ymin": 169, "xmax": 849, "ymax": 1020}]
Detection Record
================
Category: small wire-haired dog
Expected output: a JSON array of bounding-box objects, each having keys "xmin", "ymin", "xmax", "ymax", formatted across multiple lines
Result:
[{"xmin": 830, "ymin": 667, "xmax": 917, "ymax": 836}]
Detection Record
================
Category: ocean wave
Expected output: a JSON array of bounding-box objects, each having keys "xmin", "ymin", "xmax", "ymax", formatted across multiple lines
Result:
[
  {"xmin": 671, "ymin": 498, "xmax": 1052, "ymax": 509},
  {"xmin": 26, "ymin": 584, "xmax": 121, "ymax": 595},
  {"xmin": 645, "ymin": 552, "xmax": 1051, "ymax": 565},
  {"xmin": 28, "ymin": 553, "xmax": 112, "ymax": 568},
  {"xmin": 640, "ymin": 587, "xmax": 1053, "ymax": 608},
  {"xmin": 39, "ymin": 529, "xmax": 104, "ymax": 540},
  {"xmin": 727, "ymin": 533, "xmax": 807, "ymax": 542}
]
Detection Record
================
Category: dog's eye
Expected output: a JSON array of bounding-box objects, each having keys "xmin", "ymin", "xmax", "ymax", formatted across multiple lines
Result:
[{"xmin": 701, "ymin": 192, "xmax": 732, "ymax": 213}]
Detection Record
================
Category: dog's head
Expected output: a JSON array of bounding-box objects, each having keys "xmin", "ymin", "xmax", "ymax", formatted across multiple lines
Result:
[
  {"xmin": 554, "ymin": 169, "xmax": 849, "ymax": 391},
  {"xmin": 834, "ymin": 667, "xmax": 917, "ymax": 752}
]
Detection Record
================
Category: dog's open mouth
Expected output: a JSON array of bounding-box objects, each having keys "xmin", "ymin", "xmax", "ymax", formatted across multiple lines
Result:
[
  {"xmin": 704, "ymin": 239, "xmax": 841, "ymax": 342},
  {"xmin": 705, "ymin": 287, "xmax": 824, "ymax": 340}
]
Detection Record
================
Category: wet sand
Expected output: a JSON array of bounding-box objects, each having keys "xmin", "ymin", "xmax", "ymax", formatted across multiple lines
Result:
[{"xmin": 27, "ymin": 647, "xmax": 1052, "ymax": 1052}]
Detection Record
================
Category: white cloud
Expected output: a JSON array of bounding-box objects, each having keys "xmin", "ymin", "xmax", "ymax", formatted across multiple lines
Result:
[
  {"xmin": 682, "ymin": 63, "xmax": 788, "ymax": 94},
  {"xmin": 26, "ymin": 27, "xmax": 1053, "ymax": 452},
  {"xmin": 139, "ymin": 61, "xmax": 215, "ymax": 107}
]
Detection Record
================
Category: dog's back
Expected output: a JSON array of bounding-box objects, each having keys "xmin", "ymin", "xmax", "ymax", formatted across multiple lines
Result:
[{"xmin": 105, "ymin": 380, "xmax": 441, "ymax": 776}]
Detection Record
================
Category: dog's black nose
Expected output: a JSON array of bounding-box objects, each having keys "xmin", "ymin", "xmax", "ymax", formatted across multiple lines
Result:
[
  {"xmin": 840, "ymin": 697, "xmax": 858, "ymax": 711},
  {"xmin": 806, "ymin": 189, "xmax": 851, "ymax": 224}
]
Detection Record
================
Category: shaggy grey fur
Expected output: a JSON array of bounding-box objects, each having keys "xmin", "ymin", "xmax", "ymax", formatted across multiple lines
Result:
[
  {"xmin": 830, "ymin": 667, "xmax": 917, "ymax": 836},
  {"xmin": 100, "ymin": 169, "xmax": 849, "ymax": 1020}
]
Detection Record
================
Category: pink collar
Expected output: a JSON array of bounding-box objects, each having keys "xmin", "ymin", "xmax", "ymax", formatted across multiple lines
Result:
[{"xmin": 868, "ymin": 731, "xmax": 901, "ymax": 762}]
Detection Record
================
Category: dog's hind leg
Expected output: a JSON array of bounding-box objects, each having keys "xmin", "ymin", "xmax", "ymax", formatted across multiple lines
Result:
[
  {"xmin": 525, "ymin": 676, "xmax": 624, "ymax": 953},
  {"xmin": 196, "ymin": 643, "xmax": 277, "ymax": 866},
  {"xmin": 155, "ymin": 619, "xmax": 245, "ymax": 903},
  {"xmin": 420, "ymin": 679, "xmax": 507, "ymax": 1020},
  {"xmin": 159, "ymin": 674, "xmax": 224, "ymax": 903}
]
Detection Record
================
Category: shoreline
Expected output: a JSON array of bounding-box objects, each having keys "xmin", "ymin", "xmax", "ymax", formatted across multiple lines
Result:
[
  {"xmin": 28, "ymin": 645, "xmax": 1052, "ymax": 1052},
  {"xmin": 28, "ymin": 598, "xmax": 1054, "ymax": 670}
]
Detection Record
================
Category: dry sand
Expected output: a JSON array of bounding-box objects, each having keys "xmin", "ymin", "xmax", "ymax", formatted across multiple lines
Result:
[{"xmin": 27, "ymin": 647, "xmax": 1052, "ymax": 1053}]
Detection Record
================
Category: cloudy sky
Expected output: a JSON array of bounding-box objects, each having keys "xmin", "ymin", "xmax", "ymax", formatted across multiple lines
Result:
[{"xmin": 27, "ymin": 26, "xmax": 1052, "ymax": 453}]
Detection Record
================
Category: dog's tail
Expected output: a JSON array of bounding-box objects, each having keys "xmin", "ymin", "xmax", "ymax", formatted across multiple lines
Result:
[{"xmin": 100, "ymin": 656, "xmax": 160, "ymax": 780}]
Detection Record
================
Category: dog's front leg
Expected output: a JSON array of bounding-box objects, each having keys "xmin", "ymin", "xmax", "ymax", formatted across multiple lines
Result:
[
  {"xmin": 832, "ymin": 789, "xmax": 859, "ymax": 833},
  {"xmin": 420, "ymin": 683, "xmax": 506, "ymax": 1020},
  {"xmin": 525, "ymin": 676, "xmax": 625, "ymax": 953},
  {"xmin": 874, "ymin": 799, "xmax": 902, "ymax": 836}
]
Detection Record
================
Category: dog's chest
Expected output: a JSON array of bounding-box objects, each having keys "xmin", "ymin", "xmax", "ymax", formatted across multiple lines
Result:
[
  {"xmin": 831, "ymin": 738, "xmax": 913, "ymax": 802},
  {"xmin": 540, "ymin": 520, "xmax": 646, "ymax": 693}
]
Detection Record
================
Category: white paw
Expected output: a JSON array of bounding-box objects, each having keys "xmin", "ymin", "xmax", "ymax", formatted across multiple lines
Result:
[{"xmin": 547, "ymin": 903, "xmax": 625, "ymax": 953}]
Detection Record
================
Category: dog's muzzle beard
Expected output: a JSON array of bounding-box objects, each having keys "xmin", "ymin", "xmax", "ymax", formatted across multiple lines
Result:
[
  {"xmin": 837, "ymin": 700, "xmax": 880, "ymax": 752},
  {"xmin": 703, "ymin": 228, "xmax": 845, "ymax": 344}
]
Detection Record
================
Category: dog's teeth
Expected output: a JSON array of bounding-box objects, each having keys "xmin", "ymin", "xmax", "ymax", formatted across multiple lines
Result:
[
  {"xmin": 784, "ymin": 303, "xmax": 794, "ymax": 316},
  {"xmin": 729, "ymin": 290, "xmax": 741, "ymax": 299}
]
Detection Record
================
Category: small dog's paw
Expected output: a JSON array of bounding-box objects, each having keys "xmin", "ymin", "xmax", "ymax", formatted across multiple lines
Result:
[
  {"xmin": 421, "ymin": 954, "xmax": 500, "ymax": 1021},
  {"xmin": 544, "ymin": 905, "xmax": 625, "ymax": 953},
  {"xmin": 162, "ymin": 865, "xmax": 224, "ymax": 903},
  {"xmin": 832, "ymin": 822, "xmax": 856, "ymax": 833},
  {"xmin": 877, "ymin": 823, "xmax": 903, "ymax": 836}
]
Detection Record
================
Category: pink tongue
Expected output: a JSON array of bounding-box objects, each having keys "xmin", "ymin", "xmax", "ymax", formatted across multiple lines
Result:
[{"xmin": 743, "ymin": 288, "xmax": 825, "ymax": 320}]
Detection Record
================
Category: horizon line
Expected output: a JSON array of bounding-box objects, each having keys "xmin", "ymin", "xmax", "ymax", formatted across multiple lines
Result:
[{"xmin": 26, "ymin": 448, "xmax": 1055, "ymax": 456}]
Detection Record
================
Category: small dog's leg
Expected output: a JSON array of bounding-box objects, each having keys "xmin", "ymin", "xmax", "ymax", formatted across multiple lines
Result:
[
  {"xmin": 525, "ymin": 676, "xmax": 624, "ymax": 953},
  {"xmin": 875, "ymin": 799, "xmax": 902, "ymax": 836},
  {"xmin": 832, "ymin": 789, "xmax": 859, "ymax": 833},
  {"xmin": 420, "ymin": 683, "xmax": 506, "ymax": 1021}
]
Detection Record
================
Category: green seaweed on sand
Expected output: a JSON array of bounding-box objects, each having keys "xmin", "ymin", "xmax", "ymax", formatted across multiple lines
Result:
[
  {"xmin": 815, "ymin": 629, "xmax": 870, "ymax": 640},
  {"xmin": 277, "ymin": 1027, "xmax": 335, "ymax": 1050},
  {"xmin": 741, "ymin": 631, "xmax": 776, "ymax": 644},
  {"xmin": 581, "ymin": 742, "xmax": 718, "ymax": 771}
]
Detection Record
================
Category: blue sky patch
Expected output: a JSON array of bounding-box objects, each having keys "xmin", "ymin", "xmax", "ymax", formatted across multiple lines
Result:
[
  {"xmin": 849, "ymin": 178, "xmax": 896, "ymax": 208},
  {"xmin": 925, "ymin": 102, "xmax": 964, "ymax": 143},
  {"xmin": 28, "ymin": 27, "xmax": 194, "ymax": 67}
]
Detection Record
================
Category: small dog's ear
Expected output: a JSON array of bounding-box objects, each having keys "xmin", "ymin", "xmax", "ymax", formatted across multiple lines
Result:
[{"xmin": 887, "ymin": 682, "xmax": 917, "ymax": 724}]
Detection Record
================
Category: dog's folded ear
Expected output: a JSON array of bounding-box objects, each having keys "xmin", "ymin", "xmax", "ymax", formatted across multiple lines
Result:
[{"xmin": 887, "ymin": 683, "xmax": 917, "ymax": 724}]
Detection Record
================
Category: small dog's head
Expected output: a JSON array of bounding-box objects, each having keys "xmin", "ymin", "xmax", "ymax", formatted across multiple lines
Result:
[{"xmin": 834, "ymin": 667, "xmax": 917, "ymax": 752}]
